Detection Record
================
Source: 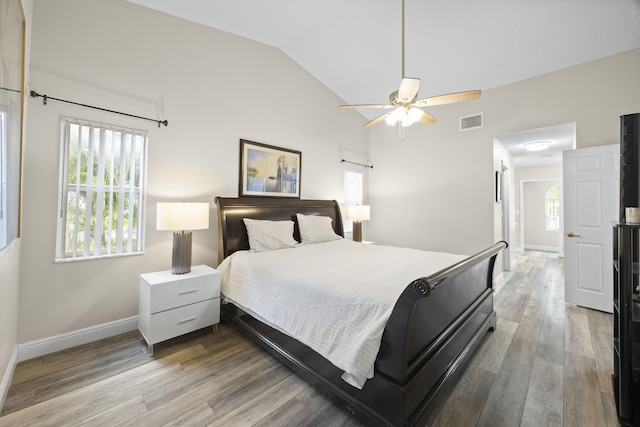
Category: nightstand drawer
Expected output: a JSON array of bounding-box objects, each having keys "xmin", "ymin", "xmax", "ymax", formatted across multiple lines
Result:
[
  {"xmin": 140, "ymin": 265, "xmax": 221, "ymax": 314},
  {"xmin": 148, "ymin": 274, "xmax": 218, "ymax": 313},
  {"xmin": 142, "ymin": 298, "xmax": 220, "ymax": 345}
]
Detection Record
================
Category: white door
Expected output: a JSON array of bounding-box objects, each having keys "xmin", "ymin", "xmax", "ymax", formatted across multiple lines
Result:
[{"xmin": 563, "ymin": 144, "xmax": 619, "ymax": 313}]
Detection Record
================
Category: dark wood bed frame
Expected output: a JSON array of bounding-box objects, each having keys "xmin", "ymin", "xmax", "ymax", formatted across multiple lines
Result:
[{"xmin": 215, "ymin": 196, "xmax": 507, "ymax": 426}]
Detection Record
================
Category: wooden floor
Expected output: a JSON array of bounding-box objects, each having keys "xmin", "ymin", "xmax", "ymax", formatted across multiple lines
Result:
[{"xmin": 0, "ymin": 251, "xmax": 619, "ymax": 426}]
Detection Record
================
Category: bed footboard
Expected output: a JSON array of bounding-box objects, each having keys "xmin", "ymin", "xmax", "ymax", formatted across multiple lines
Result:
[{"xmin": 376, "ymin": 241, "xmax": 507, "ymax": 382}]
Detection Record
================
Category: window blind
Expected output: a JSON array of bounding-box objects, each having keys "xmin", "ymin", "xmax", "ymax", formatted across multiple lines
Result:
[{"xmin": 56, "ymin": 118, "xmax": 147, "ymax": 261}]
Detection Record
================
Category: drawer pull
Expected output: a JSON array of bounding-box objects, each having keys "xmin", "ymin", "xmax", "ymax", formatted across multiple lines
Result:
[
  {"xmin": 178, "ymin": 316, "xmax": 197, "ymax": 324},
  {"xmin": 178, "ymin": 289, "xmax": 198, "ymax": 295}
]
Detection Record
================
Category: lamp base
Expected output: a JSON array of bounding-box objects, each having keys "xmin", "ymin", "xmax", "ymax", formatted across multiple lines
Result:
[
  {"xmin": 172, "ymin": 231, "xmax": 192, "ymax": 274},
  {"xmin": 353, "ymin": 221, "xmax": 363, "ymax": 242}
]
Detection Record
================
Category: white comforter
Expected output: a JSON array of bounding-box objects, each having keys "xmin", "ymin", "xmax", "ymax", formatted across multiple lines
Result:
[{"xmin": 217, "ymin": 239, "xmax": 466, "ymax": 389}]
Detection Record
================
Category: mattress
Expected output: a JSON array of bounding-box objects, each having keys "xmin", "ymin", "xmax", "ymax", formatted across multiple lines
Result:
[{"xmin": 217, "ymin": 239, "xmax": 466, "ymax": 388}]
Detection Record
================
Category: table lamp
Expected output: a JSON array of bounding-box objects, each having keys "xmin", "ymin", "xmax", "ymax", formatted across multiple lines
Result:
[
  {"xmin": 157, "ymin": 202, "xmax": 209, "ymax": 274},
  {"xmin": 346, "ymin": 205, "xmax": 370, "ymax": 242}
]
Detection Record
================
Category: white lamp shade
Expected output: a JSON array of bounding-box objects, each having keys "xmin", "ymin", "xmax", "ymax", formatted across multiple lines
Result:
[
  {"xmin": 157, "ymin": 202, "xmax": 209, "ymax": 231},
  {"xmin": 346, "ymin": 205, "xmax": 370, "ymax": 221}
]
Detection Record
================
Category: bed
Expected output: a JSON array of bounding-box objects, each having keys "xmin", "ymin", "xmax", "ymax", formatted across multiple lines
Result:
[{"xmin": 215, "ymin": 196, "xmax": 507, "ymax": 426}]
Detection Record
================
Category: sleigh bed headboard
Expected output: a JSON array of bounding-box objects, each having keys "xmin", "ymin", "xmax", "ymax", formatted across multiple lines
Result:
[{"xmin": 214, "ymin": 197, "xmax": 344, "ymax": 262}]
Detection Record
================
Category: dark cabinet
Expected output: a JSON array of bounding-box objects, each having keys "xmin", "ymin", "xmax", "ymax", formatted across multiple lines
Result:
[{"xmin": 613, "ymin": 224, "xmax": 640, "ymax": 426}]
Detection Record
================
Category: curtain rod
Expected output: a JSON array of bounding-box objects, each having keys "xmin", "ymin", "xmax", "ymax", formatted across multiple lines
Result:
[
  {"xmin": 341, "ymin": 159, "xmax": 373, "ymax": 169},
  {"xmin": 29, "ymin": 90, "xmax": 168, "ymax": 128},
  {"xmin": 0, "ymin": 86, "xmax": 21, "ymax": 94}
]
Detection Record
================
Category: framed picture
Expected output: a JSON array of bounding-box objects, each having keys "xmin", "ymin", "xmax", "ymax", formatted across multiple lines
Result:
[
  {"xmin": 495, "ymin": 170, "xmax": 502, "ymax": 203},
  {"xmin": 239, "ymin": 139, "xmax": 301, "ymax": 198}
]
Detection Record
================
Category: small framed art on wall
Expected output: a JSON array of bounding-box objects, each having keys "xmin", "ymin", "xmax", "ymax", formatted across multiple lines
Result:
[{"xmin": 239, "ymin": 139, "xmax": 301, "ymax": 198}]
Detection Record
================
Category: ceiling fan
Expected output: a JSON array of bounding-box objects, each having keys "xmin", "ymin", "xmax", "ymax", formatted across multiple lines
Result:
[{"xmin": 339, "ymin": 0, "xmax": 481, "ymax": 128}]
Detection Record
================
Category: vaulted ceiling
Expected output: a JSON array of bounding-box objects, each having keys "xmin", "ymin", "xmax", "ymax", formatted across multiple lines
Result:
[
  {"xmin": 127, "ymin": 0, "xmax": 640, "ymax": 164},
  {"xmin": 128, "ymin": 0, "xmax": 640, "ymax": 114}
]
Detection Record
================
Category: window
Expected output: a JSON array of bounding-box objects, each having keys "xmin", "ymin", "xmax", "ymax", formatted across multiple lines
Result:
[
  {"xmin": 545, "ymin": 184, "xmax": 560, "ymax": 232},
  {"xmin": 344, "ymin": 170, "xmax": 364, "ymax": 231},
  {"xmin": 56, "ymin": 118, "xmax": 148, "ymax": 261}
]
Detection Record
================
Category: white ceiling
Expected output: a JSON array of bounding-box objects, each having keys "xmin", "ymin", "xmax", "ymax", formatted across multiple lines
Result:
[
  {"xmin": 128, "ymin": 0, "xmax": 640, "ymax": 165},
  {"xmin": 496, "ymin": 122, "xmax": 575, "ymax": 168}
]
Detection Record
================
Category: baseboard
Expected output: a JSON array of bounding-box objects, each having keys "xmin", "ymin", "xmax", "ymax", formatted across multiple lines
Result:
[
  {"xmin": 17, "ymin": 316, "xmax": 138, "ymax": 362},
  {"xmin": 0, "ymin": 346, "xmax": 18, "ymax": 412},
  {"xmin": 523, "ymin": 244, "xmax": 560, "ymax": 253}
]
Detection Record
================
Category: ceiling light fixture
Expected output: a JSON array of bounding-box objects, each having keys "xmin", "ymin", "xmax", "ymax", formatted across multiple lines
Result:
[
  {"xmin": 385, "ymin": 107, "xmax": 425, "ymax": 127},
  {"xmin": 524, "ymin": 141, "xmax": 551, "ymax": 152},
  {"xmin": 338, "ymin": 0, "xmax": 481, "ymax": 133}
]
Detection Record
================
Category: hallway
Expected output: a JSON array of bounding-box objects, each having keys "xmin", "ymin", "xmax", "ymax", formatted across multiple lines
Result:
[{"xmin": 433, "ymin": 250, "xmax": 617, "ymax": 426}]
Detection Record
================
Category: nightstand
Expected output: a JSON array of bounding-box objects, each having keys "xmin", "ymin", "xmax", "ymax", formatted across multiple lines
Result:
[{"xmin": 138, "ymin": 264, "xmax": 220, "ymax": 354}]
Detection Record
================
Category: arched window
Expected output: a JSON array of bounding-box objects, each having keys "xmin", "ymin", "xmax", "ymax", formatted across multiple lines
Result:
[{"xmin": 545, "ymin": 184, "xmax": 560, "ymax": 232}]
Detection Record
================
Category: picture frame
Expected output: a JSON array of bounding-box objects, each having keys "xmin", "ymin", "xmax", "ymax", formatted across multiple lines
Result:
[
  {"xmin": 495, "ymin": 170, "xmax": 502, "ymax": 203},
  {"xmin": 239, "ymin": 139, "xmax": 301, "ymax": 198}
]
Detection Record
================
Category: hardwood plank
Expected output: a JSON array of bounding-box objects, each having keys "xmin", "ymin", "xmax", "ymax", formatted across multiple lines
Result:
[
  {"xmin": 601, "ymin": 391, "xmax": 619, "ymax": 427},
  {"xmin": 471, "ymin": 317, "xmax": 518, "ymax": 374},
  {"xmin": 520, "ymin": 357, "xmax": 564, "ymax": 427},
  {"xmin": 162, "ymin": 403, "xmax": 217, "ymax": 427},
  {"xmin": 432, "ymin": 363, "xmax": 496, "ymax": 426},
  {"xmin": 207, "ymin": 374, "xmax": 310, "ymax": 426},
  {"xmin": 299, "ymin": 401, "xmax": 354, "ymax": 427},
  {"xmin": 121, "ymin": 346, "xmax": 278, "ymax": 425},
  {"xmin": 142, "ymin": 342, "xmax": 258, "ymax": 409},
  {"xmin": 475, "ymin": 356, "xmax": 533, "ymax": 426},
  {"xmin": 0, "ymin": 361, "xmax": 183, "ymax": 426},
  {"xmin": 565, "ymin": 306, "xmax": 595, "ymax": 358},
  {"xmin": 536, "ymin": 273, "xmax": 566, "ymax": 365},
  {"xmin": 505, "ymin": 314, "xmax": 543, "ymax": 367},
  {"xmin": 252, "ymin": 399, "xmax": 314, "ymax": 426},
  {"xmin": 564, "ymin": 351, "xmax": 607, "ymax": 426},
  {"xmin": 73, "ymin": 395, "xmax": 148, "ymax": 426},
  {"xmin": 206, "ymin": 361, "xmax": 295, "ymax": 418},
  {"xmin": 586, "ymin": 309, "xmax": 615, "ymax": 396},
  {"xmin": 494, "ymin": 285, "xmax": 531, "ymax": 323}
]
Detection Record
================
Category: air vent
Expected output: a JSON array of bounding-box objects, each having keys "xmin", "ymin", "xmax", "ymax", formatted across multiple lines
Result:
[{"xmin": 460, "ymin": 113, "xmax": 483, "ymax": 131}]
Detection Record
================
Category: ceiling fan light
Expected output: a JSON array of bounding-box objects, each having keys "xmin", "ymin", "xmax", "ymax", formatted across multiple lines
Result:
[
  {"xmin": 385, "ymin": 108, "xmax": 402, "ymax": 126},
  {"xmin": 386, "ymin": 107, "xmax": 424, "ymax": 127},
  {"xmin": 524, "ymin": 141, "xmax": 551, "ymax": 152},
  {"xmin": 408, "ymin": 107, "xmax": 424, "ymax": 122}
]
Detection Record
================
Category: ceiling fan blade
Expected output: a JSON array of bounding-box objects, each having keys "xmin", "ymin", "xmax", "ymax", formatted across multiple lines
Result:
[
  {"xmin": 417, "ymin": 110, "xmax": 437, "ymax": 126},
  {"xmin": 338, "ymin": 104, "xmax": 393, "ymax": 109},
  {"xmin": 414, "ymin": 90, "xmax": 481, "ymax": 107},
  {"xmin": 363, "ymin": 112, "xmax": 392, "ymax": 128},
  {"xmin": 397, "ymin": 77, "xmax": 420, "ymax": 103}
]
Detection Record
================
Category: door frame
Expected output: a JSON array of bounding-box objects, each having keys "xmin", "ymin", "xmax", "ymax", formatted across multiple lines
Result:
[
  {"xmin": 500, "ymin": 162, "xmax": 511, "ymax": 271},
  {"xmin": 519, "ymin": 178, "xmax": 563, "ymax": 254}
]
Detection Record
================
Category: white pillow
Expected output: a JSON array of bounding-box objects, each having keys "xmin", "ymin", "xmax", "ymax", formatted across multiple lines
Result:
[
  {"xmin": 296, "ymin": 213, "xmax": 342, "ymax": 244},
  {"xmin": 243, "ymin": 218, "xmax": 299, "ymax": 252}
]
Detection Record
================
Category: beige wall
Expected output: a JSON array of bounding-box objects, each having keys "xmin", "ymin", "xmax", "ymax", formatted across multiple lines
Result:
[
  {"xmin": 514, "ymin": 165, "xmax": 563, "ymax": 251},
  {"xmin": 1, "ymin": 0, "xmax": 33, "ymax": 408},
  {"xmin": 368, "ymin": 48, "xmax": 640, "ymax": 257},
  {"xmin": 523, "ymin": 180, "xmax": 561, "ymax": 250},
  {"xmin": 18, "ymin": 0, "xmax": 368, "ymax": 344}
]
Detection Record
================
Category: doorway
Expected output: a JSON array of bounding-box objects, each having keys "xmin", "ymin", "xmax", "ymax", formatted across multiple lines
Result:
[
  {"xmin": 495, "ymin": 122, "xmax": 575, "ymax": 255},
  {"xmin": 520, "ymin": 179, "xmax": 562, "ymax": 253}
]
